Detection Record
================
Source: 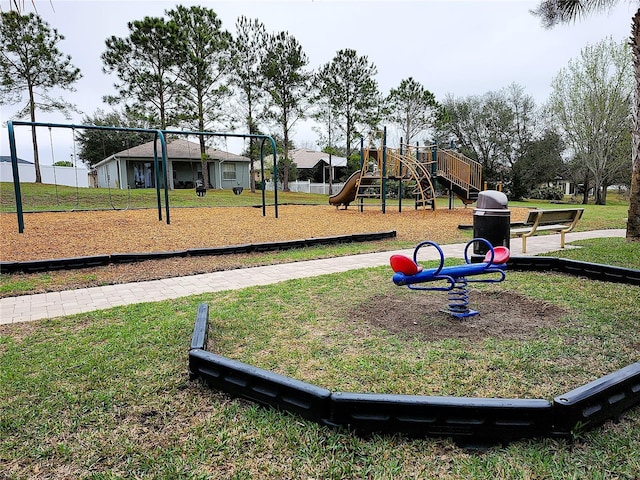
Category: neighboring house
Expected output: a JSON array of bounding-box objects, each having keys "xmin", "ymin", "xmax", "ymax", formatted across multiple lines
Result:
[
  {"xmin": 0, "ymin": 156, "xmax": 89, "ymax": 187},
  {"xmin": 288, "ymin": 149, "xmax": 348, "ymax": 183},
  {"xmin": 541, "ymin": 176, "xmax": 575, "ymax": 196},
  {"xmin": 94, "ymin": 139, "xmax": 251, "ymax": 190},
  {"xmin": 554, "ymin": 178, "xmax": 574, "ymax": 196},
  {"xmin": 251, "ymin": 162, "xmax": 273, "ymax": 184},
  {"xmin": 251, "ymin": 149, "xmax": 348, "ymax": 184}
]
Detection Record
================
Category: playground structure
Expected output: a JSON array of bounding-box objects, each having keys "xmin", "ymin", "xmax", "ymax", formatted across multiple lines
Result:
[
  {"xmin": 390, "ymin": 239, "xmax": 510, "ymax": 318},
  {"xmin": 329, "ymin": 128, "xmax": 483, "ymax": 212}
]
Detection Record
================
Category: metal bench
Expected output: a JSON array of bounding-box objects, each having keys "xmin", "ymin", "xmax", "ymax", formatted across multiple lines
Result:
[{"xmin": 510, "ymin": 208, "xmax": 584, "ymax": 253}]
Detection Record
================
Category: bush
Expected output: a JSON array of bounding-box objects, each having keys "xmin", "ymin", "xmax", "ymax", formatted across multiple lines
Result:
[{"xmin": 529, "ymin": 186, "xmax": 564, "ymax": 201}]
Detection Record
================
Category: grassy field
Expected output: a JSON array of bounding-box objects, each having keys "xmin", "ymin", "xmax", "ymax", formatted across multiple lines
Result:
[
  {"xmin": 1, "ymin": 239, "xmax": 639, "ymax": 478},
  {"xmin": 0, "ymin": 182, "xmax": 326, "ymax": 212},
  {"xmin": 0, "ymin": 180, "xmax": 631, "ymax": 207},
  {"xmin": 1, "ymin": 183, "xmax": 639, "ymax": 478}
]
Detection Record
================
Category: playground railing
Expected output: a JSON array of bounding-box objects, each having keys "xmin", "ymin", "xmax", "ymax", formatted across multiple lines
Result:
[{"xmin": 435, "ymin": 149, "xmax": 482, "ymax": 195}]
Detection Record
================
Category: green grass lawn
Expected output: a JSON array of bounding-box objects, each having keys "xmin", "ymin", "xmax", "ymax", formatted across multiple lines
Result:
[
  {"xmin": 1, "ymin": 239, "xmax": 639, "ymax": 479},
  {"xmin": 0, "ymin": 181, "xmax": 328, "ymax": 211},
  {"xmin": 1, "ymin": 181, "xmax": 632, "ymax": 215}
]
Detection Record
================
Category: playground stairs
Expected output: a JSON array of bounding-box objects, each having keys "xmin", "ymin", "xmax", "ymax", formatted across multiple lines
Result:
[
  {"xmin": 433, "ymin": 148, "xmax": 482, "ymax": 204},
  {"xmin": 353, "ymin": 147, "xmax": 382, "ymax": 208},
  {"xmin": 355, "ymin": 173, "xmax": 384, "ymax": 207}
]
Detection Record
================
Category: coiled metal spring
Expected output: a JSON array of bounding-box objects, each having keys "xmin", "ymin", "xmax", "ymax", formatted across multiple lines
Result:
[{"xmin": 446, "ymin": 276, "xmax": 477, "ymax": 318}]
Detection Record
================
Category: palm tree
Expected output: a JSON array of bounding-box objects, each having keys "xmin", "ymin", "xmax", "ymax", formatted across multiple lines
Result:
[{"xmin": 534, "ymin": 1, "xmax": 640, "ymax": 241}]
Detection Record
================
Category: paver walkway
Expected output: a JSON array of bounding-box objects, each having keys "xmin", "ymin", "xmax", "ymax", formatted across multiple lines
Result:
[{"xmin": 0, "ymin": 229, "xmax": 627, "ymax": 325}]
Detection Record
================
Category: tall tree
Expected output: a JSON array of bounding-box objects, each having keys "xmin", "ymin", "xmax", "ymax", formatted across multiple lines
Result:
[
  {"xmin": 167, "ymin": 5, "xmax": 232, "ymax": 188},
  {"xmin": 504, "ymin": 84, "xmax": 540, "ymax": 162},
  {"xmin": 440, "ymin": 84, "xmax": 540, "ymax": 191},
  {"xmin": 0, "ymin": 11, "xmax": 81, "ymax": 183},
  {"xmin": 502, "ymin": 83, "xmax": 541, "ymax": 197},
  {"xmin": 311, "ymin": 94, "xmax": 342, "ymax": 191},
  {"xmin": 228, "ymin": 17, "xmax": 269, "ymax": 193},
  {"xmin": 533, "ymin": 0, "xmax": 640, "ymax": 238},
  {"xmin": 315, "ymin": 49, "xmax": 381, "ymax": 160},
  {"xmin": 439, "ymin": 90, "xmax": 512, "ymax": 181},
  {"xmin": 512, "ymin": 129, "xmax": 565, "ymax": 200},
  {"xmin": 385, "ymin": 77, "xmax": 439, "ymax": 145},
  {"xmin": 6, "ymin": 1, "xmax": 37, "ymax": 15},
  {"xmin": 261, "ymin": 30, "xmax": 312, "ymax": 191},
  {"xmin": 547, "ymin": 37, "xmax": 632, "ymax": 205},
  {"xmin": 75, "ymin": 109, "xmax": 153, "ymax": 168},
  {"xmin": 101, "ymin": 16, "xmax": 182, "ymax": 130},
  {"xmin": 606, "ymin": 119, "xmax": 633, "ymax": 196}
]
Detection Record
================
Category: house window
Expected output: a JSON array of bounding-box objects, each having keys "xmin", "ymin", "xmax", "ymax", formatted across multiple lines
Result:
[{"xmin": 223, "ymin": 163, "xmax": 236, "ymax": 181}]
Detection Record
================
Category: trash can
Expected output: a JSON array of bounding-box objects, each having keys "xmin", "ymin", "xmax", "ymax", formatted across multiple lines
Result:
[{"xmin": 473, "ymin": 190, "xmax": 510, "ymax": 255}]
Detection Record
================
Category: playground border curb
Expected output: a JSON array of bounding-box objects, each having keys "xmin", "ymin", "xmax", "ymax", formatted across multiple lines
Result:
[
  {"xmin": 0, "ymin": 230, "xmax": 397, "ymax": 274},
  {"xmin": 507, "ymin": 256, "xmax": 640, "ymax": 285},
  {"xmin": 189, "ymin": 258, "xmax": 640, "ymax": 444}
]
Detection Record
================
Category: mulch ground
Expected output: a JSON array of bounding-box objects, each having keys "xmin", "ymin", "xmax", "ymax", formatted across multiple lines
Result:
[
  {"xmin": 1, "ymin": 204, "xmax": 529, "ymax": 297},
  {"xmin": 2, "ymin": 205, "xmax": 474, "ymax": 261},
  {"xmin": 3, "ymin": 205, "xmax": 530, "ymax": 261}
]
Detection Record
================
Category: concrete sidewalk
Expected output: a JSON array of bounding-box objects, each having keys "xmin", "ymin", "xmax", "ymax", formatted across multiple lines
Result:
[{"xmin": 0, "ymin": 229, "xmax": 627, "ymax": 325}]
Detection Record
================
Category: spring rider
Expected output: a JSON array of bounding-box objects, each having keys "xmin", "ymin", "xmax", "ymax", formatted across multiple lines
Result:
[{"xmin": 390, "ymin": 238, "xmax": 510, "ymax": 318}]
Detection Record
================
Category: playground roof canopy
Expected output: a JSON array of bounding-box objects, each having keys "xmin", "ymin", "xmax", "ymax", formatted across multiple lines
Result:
[{"xmin": 289, "ymin": 149, "xmax": 348, "ymax": 169}]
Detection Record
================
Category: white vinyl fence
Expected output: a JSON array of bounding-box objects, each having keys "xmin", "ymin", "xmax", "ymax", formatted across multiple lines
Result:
[
  {"xmin": 263, "ymin": 180, "xmax": 345, "ymax": 195},
  {"xmin": 1, "ymin": 162, "xmax": 89, "ymax": 187}
]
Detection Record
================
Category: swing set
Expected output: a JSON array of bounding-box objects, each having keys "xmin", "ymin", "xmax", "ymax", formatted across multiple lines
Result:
[
  {"xmin": 47, "ymin": 126, "xmax": 82, "ymax": 211},
  {"xmin": 6, "ymin": 121, "xmax": 279, "ymax": 233}
]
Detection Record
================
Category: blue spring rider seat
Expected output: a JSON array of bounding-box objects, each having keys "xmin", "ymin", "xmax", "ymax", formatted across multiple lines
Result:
[{"xmin": 390, "ymin": 238, "xmax": 510, "ymax": 318}]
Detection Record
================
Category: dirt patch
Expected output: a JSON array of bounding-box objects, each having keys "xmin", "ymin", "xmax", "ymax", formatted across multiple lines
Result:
[{"xmin": 352, "ymin": 290, "xmax": 568, "ymax": 342}]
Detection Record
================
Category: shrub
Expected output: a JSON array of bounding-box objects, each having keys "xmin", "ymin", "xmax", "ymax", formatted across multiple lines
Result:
[{"xmin": 529, "ymin": 186, "xmax": 564, "ymax": 201}]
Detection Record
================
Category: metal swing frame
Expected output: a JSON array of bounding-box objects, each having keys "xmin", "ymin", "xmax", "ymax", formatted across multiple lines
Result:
[{"xmin": 7, "ymin": 121, "xmax": 279, "ymax": 233}]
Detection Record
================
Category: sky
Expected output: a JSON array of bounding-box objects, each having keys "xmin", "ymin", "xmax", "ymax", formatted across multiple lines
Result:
[{"xmin": 0, "ymin": 0, "xmax": 635, "ymax": 165}]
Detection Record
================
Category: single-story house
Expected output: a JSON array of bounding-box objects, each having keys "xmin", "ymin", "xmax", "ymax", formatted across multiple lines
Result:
[
  {"xmin": 251, "ymin": 149, "xmax": 348, "ymax": 184},
  {"xmin": 286, "ymin": 149, "xmax": 348, "ymax": 183},
  {"xmin": 540, "ymin": 176, "xmax": 575, "ymax": 196},
  {"xmin": 94, "ymin": 139, "xmax": 251, "ymax": 190},
  {"xmin": 0, "ymin": 155, "xmax": 32, "ymax": 184}
]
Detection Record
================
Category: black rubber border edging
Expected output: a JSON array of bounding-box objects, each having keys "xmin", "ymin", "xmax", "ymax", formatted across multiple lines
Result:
[
  {"xmin": 0, "ymin": 231, "xmax": 396, "ymax": 274},
  {"xmin": 507, "ymin": 256, "xmax": 640, "ymax": 285},
  {"xmin": 189, "ymin": 258, "xmax": 640, "ymax": 444},
  {"xmin": 0, "ymin": 255, "xmax": 112, "ymax": 273}
]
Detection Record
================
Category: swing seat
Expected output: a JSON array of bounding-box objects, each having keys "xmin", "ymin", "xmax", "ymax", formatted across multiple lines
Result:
[
  {"xmin": 195, "ymin": 180, "xmax": 206, "ymax": 197},
  {"xmin": 233, "ymin": 186, "xmax": 244, "ymax": 195}
]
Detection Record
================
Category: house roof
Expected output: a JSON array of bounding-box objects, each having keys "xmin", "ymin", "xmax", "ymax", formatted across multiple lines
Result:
[
  {"xmin": 289, "ymin": 149, "xmax": 348, "ymax": 169},
  {"xmin": 0, "ymin": 155, "xmax": 33, "ymax": 165},
  {"xmin": 108, "ymin": 139, "xmax": 250, "ymax": 163}
]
